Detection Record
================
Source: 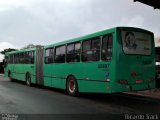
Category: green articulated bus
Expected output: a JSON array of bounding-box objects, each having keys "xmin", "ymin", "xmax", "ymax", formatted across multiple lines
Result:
[
  {"xmin": 4, "ymin": 27, "xmax": 156, "ymax": 96},
  {"xmin": 4, "ymin": 47, "xmax": 44, "ymax": 86}
]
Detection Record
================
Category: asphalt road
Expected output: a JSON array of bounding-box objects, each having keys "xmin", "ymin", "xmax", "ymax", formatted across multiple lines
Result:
[{"xmin": 0, "ymin": 75, "xmax": 160, "ymax": 119}]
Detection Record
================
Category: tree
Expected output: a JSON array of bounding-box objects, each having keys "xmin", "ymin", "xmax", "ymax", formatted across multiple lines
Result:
[
  {"xmin": 22, "ymin": 44, "xmax": 35, "ymax": 49},
  {"xmin": 0, "ymin": 48, "xmax": 17, "ymax": 55},
  {"xmin": 21, "ymin": 44, "xmax": 44, "ymax": 49},
  {"xmin": 155, "ymin": 37, "xmax": 160, "ymax": 47}
]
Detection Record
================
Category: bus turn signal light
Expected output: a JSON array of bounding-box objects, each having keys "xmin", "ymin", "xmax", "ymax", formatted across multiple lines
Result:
[{"xmin": 135, "ymin": 80, "xmax": 143, "ymax": 84}]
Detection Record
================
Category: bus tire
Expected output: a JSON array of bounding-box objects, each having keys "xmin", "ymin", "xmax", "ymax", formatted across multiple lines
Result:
[
  {"xmin": 26, "ymin": 73, "xmax": 31, "ymax": 86},
  {"xmin": 67, "ymin": 76, "xmax": 78, "ymax": 96},
  {"xmin": 8, "ymin": 71, "xmax": 14, "ymax": 82}
]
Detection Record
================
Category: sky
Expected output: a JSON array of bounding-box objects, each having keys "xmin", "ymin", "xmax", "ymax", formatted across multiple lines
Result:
[{"xmin": 0, "ymin": 0, "xmax": 160, "ymax": 61}]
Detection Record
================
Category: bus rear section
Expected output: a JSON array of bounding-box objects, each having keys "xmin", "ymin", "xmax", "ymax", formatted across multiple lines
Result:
[{"xmin": 113, "ymin": 28, "xmax": 156, "ymax": 93}]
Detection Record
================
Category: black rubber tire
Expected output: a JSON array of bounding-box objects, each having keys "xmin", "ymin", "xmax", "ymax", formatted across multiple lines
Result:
[
  {"xmin": 26, "ymin": 73, "xmax": 31, "ymax": 86},
  {"xmin": 67, "ymin": 76, "xmax": 78, "ymax": 96},
  {"xmin": 8, "ymin": 71, "xmax": 14, "ymax": 82}
]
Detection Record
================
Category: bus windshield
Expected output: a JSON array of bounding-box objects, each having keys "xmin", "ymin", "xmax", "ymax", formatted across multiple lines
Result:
[{"xmin": 121, "ymin": 31, "xmax": 152, "ymax": 55}]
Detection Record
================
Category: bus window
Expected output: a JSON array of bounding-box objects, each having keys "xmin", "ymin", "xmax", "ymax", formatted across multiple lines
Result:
[
  {"xmin": 75, "ymin": 42, "xmax": 80, "ymax": 62},
  {"xmin": 83, "ymin": 40, "xmax": 91, "ymax": 52},
  {"xmin": 102, "ymin": 34, "xmax": 113, "ymax": 61},
  {"xmin": 10, "ymin": 55, "xmax": 14, "ymax": 64},
  {"xmin": 8, "ymin": 55, "xmax": 13, "ymax": 64},
  {"xmin": 45, "ymin": 48, "xmax": 54, "ymax": 64},
  {"xmin": 75, "ymin": 43, "xmax": 81, "ymax": 52},
  {"xmin": 121, "ymin": 31, "xmax": 151, "ymax": 55},
  {"xmin": 67, "ymin": 42, "xmax": 80, "ymax": 63},
  {"xmin": 30, "ymin": 51, "xmax": 35, "ymax": 64},
  {"xmin": 92, "ymin": 38, "xmax": 100, "ymax": 61},
  {"xmin": 19, "ymin": 53, "xmax": 24, "ymax": 64},
  {"xmin": 55, "ymin": 45, "xmax": 66, "ymax": 63},
  {"xmin": 82, "ymin": 37, "xmax": 100, "ymax": 62},
  {"xmin": 25, "ymin": 51, "xmax": 34, "ymax": 64},
  {"xmin": 14, "ymin": 54, "xmax": 19, "ymax": 64},
  {"xmin": 25, "ymin": 52, "xmax": 30, "ymax": 64},
  {"xmin": 67, "ymin": 44, "xmax": 74, "ymax": 54}
]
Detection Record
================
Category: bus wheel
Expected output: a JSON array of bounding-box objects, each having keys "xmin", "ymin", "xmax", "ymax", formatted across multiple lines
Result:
[
  {"xmin": 26, "ymin": 73, "xmax": 31, "ymax": 86},
  {"xmin": 8, "ymin": 71, "xmax": 13, "ymax": 81},
  {"xmin": 67, "ymin": 76, "xmax": 78, "ymax": 96}
]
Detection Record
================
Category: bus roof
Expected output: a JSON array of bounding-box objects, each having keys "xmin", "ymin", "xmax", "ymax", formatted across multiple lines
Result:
[
  {"xmin": 5, "ymin": 26, "xmax": 153, "ymax": 54},
  {"xmin": 45, "ymin": 26, "xmax": 153, "ymax": 48},
  {"xmin": 45, "ymin": 27, "xmax": 116, "ymax": 48},
  {"xmin": 5, "ymin": 47, "xmax": 36, "ymax": 55}
]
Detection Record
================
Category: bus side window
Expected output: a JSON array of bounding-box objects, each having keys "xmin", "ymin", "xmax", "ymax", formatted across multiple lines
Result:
[
  {"xmin": 55, "ymin": 45, "xmax": 65, "ymax": 63},
  {"xmin": 25, "ymin": 51, "xmax": 34, "ymax": 64},
  {"xmin": 10, "ymin": 55, "xmax": 13, "ymax": 64},
  {"xmin": 45, "ymin": 48, "xmax": 54, "ymax": 64},
  {"xmin": 14, "ymin": 54, "xmax": 19, "ymax": 64},
  {"xmin": 75, "ymin": 42, "xmax": 80, "ymax": 62},
  {"xmin": 82, "ymin": 40, "xmax": 91, "ymax": 62},
  {"xmin": 17, "ymin": 54, "xmax": 20, "ymax": 64},
  {"xmin": 92, "ymin": 38, "xmax": 100, "ymax": 61},
  {"xmin": 102, "ymin": 34, "xmax": 113, "ymax": 61},
  {"xmin": 7, "ymin": 55, "xmax": 10, "ymax": 64},
  {"xmin": 67, "ymin": 42, "xmax": 80, "ymax": 63},
  {"xmin": 82, "ymin": 37, "xmax": 100, "ymax": 62},
  {"xmin": 30, "ymin": 51, "xmax": 35, "ymax": 64},
  {"xmin": 25, "ymin": 52, "xmax": 29, "ymax": 64},
  {"xmin": 19, "ymin": 53, "xmax": 24, "ymax": 64},
  {"xmin": 8, "ymin": 55, "xmax": 11, "ymax": 64},
  {"xmin": 13, "ymin": 54, "xmax": 16, "ymax": 64}
]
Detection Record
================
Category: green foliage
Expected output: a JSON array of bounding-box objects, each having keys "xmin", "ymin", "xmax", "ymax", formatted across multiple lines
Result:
[
  {"xmin": 21, "ymin": 44, "xmax": 43, "ymax": 50},
  {"xmin": 0, "ymin": 48, "xmax": 17, "ymax": 55},
  {"xmin": 22, "ymin": 44, "xmax": 35, "ymax": 49}
]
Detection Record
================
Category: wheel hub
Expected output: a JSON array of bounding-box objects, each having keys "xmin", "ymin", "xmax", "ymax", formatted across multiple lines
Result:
[{"xmin": 69, "ymin": 80, "xmax": 75, "ymax": 93}]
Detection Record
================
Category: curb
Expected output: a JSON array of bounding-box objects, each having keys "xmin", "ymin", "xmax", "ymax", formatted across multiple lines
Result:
[{"xmin": 123, "ymin": 92, "xmax": 160, "ymax": 100}]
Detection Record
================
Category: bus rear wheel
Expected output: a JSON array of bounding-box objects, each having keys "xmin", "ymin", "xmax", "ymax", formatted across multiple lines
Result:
[
  {"xmin": 26, "ymin": 73, "xmax": 31, "ymax": 86},
  {"xmin": 67, "ymin": 76, "xmax": 78, "ymax": 96}
]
